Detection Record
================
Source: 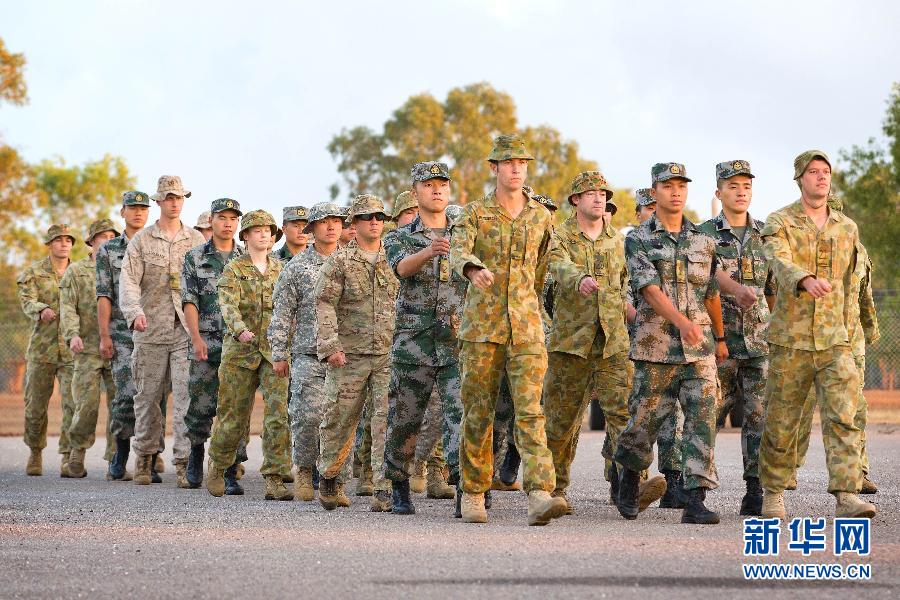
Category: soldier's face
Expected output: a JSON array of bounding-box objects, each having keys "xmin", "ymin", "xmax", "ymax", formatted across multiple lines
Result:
[
  {"xmin": 395, "ymin": 208, "xmax": 419, "ymax": 227},
  {"xmin": 651, "ymin": 179, "xmax": 688, "ymax": 214},
  {"xmin": 200, "ymin": 228, "xmax": 214, "ymax": 241},
  {"xmin": 636, "ymin": 204, "xmax": 656, "ymax": 223},
  {"xmin": 491, "ymin": 159, "xmax": 528, "ymax": 190},
  {"xmin": 48, "ymin": 236, "xmax": 74, "ymax": 259},
  {"xmin": 282, "ymin": 220, "xmax": 309, "ymax": 248},
  {"xmin": 353, "ymin": 215, "xmax": 384, "ymax": 243},
  {"xmin": 573, "ymin": 190, "xmax": 607, "ymax": 221},
  {"xmin": 212, "ymin": 210, "xmax": 240, "ymax": 241},
  {"xmin": 121, "ymin": 205, "xmax": 149, "ymax": 230},
  {"xmin": 243, "ymin": 225, "xmax": 272, "ymax": 251},
  {"xmin": 340, "ymin": 222, "xmax": 356, "ymax": 243},
  {"xmin": 90, "ymin": 231, "xmax": 116, "ymax": 255},
  {"xmin": 413, "ymin": 179, "xmax": 450, "ymax": 214},
  {"xmin": 157, "ymin": 194, "xmax": 184, "ymax": 219},
  {"xmin": 799, "ymin": 159, "xmax": 832, "ymax": 204},
  {"xmin": 312, "ymin": 217, "xmax": 342, "ymax": 245},
  {"xmin": 716, "ymin": 175, "xmax": 753, "ymax": 215}
]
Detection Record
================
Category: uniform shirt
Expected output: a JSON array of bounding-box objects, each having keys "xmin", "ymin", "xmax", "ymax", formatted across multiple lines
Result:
[
  {"xmin": 16, "ymin": 256, "xmax": 73, "ymax": 364},
  {"xmin": 315, "ymin": 240, "xmax": 399, "ymax": 359},
  {"xmin": 699, "ymin": 212, "xmax": 776, "ymax": 359},
  {"xmin": 384, "ymin": 215, "xmax": 467, "ymax": 367},
  {"xmin": 271, "ymin": 244, "xmax": 293, "ymax": 264},
  {"xmin": 762, "ymin": 200, "xmax": 858, "ymax": 351},
  {"xmin": 181, "ymin": 238, "xmax": 243, "ymax": 363},
  {"xmin": 626, "ymin": 214, "xmax": 719, "ymax": 364},
  {"xmin": 546, "ymin": 216, "xmax": 629, "ymax": 359},
  {"xmin": 269, "ymin": 244, "xmax": 330, "ymax": 362},
  {"xmin": 449, "ymin": 189, "xmax": 551, "ymax": 346},
  {"xmin": 95, "ymin": 234, "xmax": 133, "ymax": 344},
  {"xmin": 847, "ymin": 241, "xmax": 879, "ymax": 358},
  {"xmin": 59, "ymin": 257, "xmax": 104, "ymax": 357},
  {"xmin": 119, "ymin": 221, "xmax": 205, "ymax": 344},
  {"xmin": 218, "ymin": 254, "xmax": 282, "ymax": 369}
]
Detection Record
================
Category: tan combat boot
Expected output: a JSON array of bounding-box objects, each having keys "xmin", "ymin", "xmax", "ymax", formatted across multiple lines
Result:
[
  {"xmin": 356, "ymin": 470, "xmax": 374, "ymax": 496},
  {"xmin": 335, "ymin": 482, "xmax": 352, "ymax": 508},
  {"xmin": 491, "ymin": 476, "xmax": 522, "ymax": 491},
  {"xmin": 638, "ymin": 475, "xmax": 667, "ymax": 512},
  {"xmin": 426, "ymin": 467, "xmax": 456, "ymax": 499},
  {"xmin": 134, "ymin": 454, "xmax": 153, "ymax": 486},
  {"xmin": 527, "ymin": 490, "xmax": 567, "ymax": 526},
  {"xmin": 461, "ymin": 492, "xmax": 488, "ymax": 523},
  {"xmin": 175, "ymin": 463, "xmax": 190, "ymax": 488},
  {"xmin": 26, "ymin": 448, "xmax": 42, "ymax": 476},
  {"xmin": 281, "ymin": 468, "xmax": 295, "ymax": 484},
  {"xmin": 370, "ymin": 489, "xmax": 392, "ymax": 512},
  {"xmin": 409, "ymin": 459, "xmax": 427, "ymax": 494},
  {"xmin": 552, "ymin": 490, "xmax": 572, "ymax": 515},
  {"xmin": 294, "ymin": 468, "xmax": 315, "ymax": 501},
  {"xmin": 60, "ymin": 452, "xmax": 72, "ymax": 478},
  {"xmin": 154, "ymin": 455, "xmax": 165, "ymax": 473},
  {"xmin": 860, "ymin": 476, "xmax": 878, "ymax": 494},
  {"xmin": 235, "ymin": 463, "xmax": 245, "ymax": 480},
  {"xmin": 206, "ymin": 459, "xmax": 225, "ymax": 497},
  {"xmin": 264, "ymin": 475, "xmax": 294, "ymax": 501},
  {"xmin": 834, "ymin": 492, "xmax": 876, "ymax": 519},
  {"xmin": 762, "ymin": 491, "xmax": 786, "ymax": 519},
  {"xmin": 319, "ymin": 477, "xmax": 339, "ymax": 510},
  {"xmin": 786, "ymin": 472, "xmax": 797, "ymax": 491},
  {"xmin": 67, "ymin": 448, "xmax": 87, "ymax": 478}
]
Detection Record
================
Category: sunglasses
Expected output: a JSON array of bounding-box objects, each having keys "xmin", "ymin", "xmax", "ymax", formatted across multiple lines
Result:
[{"xmin": 356, "ymin": 213, "xmax": 387, "ymax": 222}]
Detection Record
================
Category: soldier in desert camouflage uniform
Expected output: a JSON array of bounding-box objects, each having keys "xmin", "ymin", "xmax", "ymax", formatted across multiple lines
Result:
[{"xmin": 194, "ymin": 211, "xmax": 213, "ymax": 241}]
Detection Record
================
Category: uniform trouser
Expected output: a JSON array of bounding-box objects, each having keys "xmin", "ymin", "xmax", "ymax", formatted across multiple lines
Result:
[
  {"xmin": 657, "ymin": 400, "xmax": 684, "ymax": 473},
  {"xmin": 208, "ymin": 359, "xmax": 289, "ymax": 475},
  {"xmin": 615, "ymin": 358, "xmax": 719, "ymax": 491},
  {"xmin": 23, "ymin": 359, "xmax": 74, "ymax": 454},
  {"xmin": 459, "ymin": 341, "xmax": 555, "ymax": 494},
  {"xmin": 491, "ymin": 376, "xmax": 516, "ymax": 476},
  {"xmin": 414, "ymin": 387, "xmax": 448, "ymax": 472},
  {"xmin": 131, "ymin": 336, "xmax": 190, "ymax": 463},
  {"xmin": 185, "ymin": 357, "xmax": 248, "ymax": 463},
  {"xmin": 716, "ymin": 354, "xmax": 768, "ymax": 480},
  {"xmin": 318, "ymin": 353, "xmax": 391, "ymax": 491},
  {"xmin": 383, "ymin": 361, "xmax": 462, "ymax": 482},
  {"xmin": 544, "ymin": 344, "xmax": 630, "ymax": 493},
  {"xmin": 67, "ymin": 352, "xmax": 116, "ymax": 461},
  {"xmin": 759, "ymin": 344, "xmax": 862, "ymax": 494},
  {"xmin": 355, "ymin": 388, "xmax": 374, "ymax": 474},
  {"xmin": 108, "ymin": 335, "xmax": 166, "ymax": 450}
]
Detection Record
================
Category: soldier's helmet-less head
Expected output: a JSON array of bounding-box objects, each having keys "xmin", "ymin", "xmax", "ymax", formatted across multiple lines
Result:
[
  {"xmin": 392, "ymin": 191, "xmax": 418, "ymax": 220},
  {"xmin": 303, "ymin": 202, "xmax": 346, "ymax": 234},
  {"xmin": 44, "ymin": 223, "xmax": 76, "ymax": 245},
  {"xmin": 239, "ymin": 209, "xmax": 279, "ymax": 241},
  {"xmin": 346, "ymin": 194, "xmax": 386, "ymax": 223},
  {"xmin": 486, "ymin": 134, "xmax": 534, "ymax": 162},
  {"xmin": 567, "ymin": 170, "xmax": 614, "ymax": 205},
  {"xmin": 85, "ymin": 218, "xmax": 120, "ymax": 246},
  {"xmin": 151, "ymin": 175, "xmax": 191, "ymax": 201},
  {"xmin": 651, "ymin": 163, "xmax": 692, "ymax": 185}
]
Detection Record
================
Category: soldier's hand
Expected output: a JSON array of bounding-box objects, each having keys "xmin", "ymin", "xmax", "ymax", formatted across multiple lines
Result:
[
  {"xmin": 327, "ymin": 351, "xmax": 347, "ymax": 368},
  {"xmin": 715, "ymin": 340, "xmax": 729, "ymax": 365},
  {"xmin": 466, "ymin": 266, "xmax": 494, "ymax": 290},
  {"xmin": 70, "ymin": 336, "xmax": 84, "ymax": 354},
  {"xmin": 39, "ymin": 308, "xmax": 57, "ymax": 323},
  {"xmin": 430, "ymin": 237, "xmax": 451, "ymax": 256},
  {"xmin": 133, "ymin": 315, "xmax": 148, "ymax": 332},
  {"xmin": 238, "ymin": 330, "xmax": 255, "ymax": 343},
  {"xmin": 273, "ymin": 361, "xmax": 290, "ymax": 377},
  {"xmin": 192, "ymin": 337, "xmax": 208, "ymax": 361},
  {"xmin": 579, "ymin": 276, "xmax": 600, "ymax": 296},
  {"xmin": 735, "ymin": 285, "xmax": 757, "ymax": 310},
  {"xmin": 679, "ymin": 321, "xmax": 704, "ymax": 347},
  {"xmin": 99, "ymin": 335, "xmax": 114, "ymax": 360},
  {"xmin": 800, "ymin": 277, "xmax": 832, "ymax": 299},
  {"xmin": 626, "ymin": 303, "xmax": 637, "ymax": 324}
]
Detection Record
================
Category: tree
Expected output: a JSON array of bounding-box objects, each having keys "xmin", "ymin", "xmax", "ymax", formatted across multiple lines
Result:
[{"xmin": 0, "ymin": 38, "xmax": 27, "ymax": 106}]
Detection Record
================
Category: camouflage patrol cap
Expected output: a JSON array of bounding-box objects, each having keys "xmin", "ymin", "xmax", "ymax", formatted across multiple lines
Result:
[
  {"xmin": 238, "ymin": 209, "xmax": 278, "ymax": 241},
  {"xmin": 392, "ymin": 191, "xmax": 418, "ymax": 220},
  {"xmin": 282, "ymin": 206, "xmax": 309, "ymax": 223},
  {"xmin": 151, "ymin": 175, "xmax": 191, "ymax": 200},
  {"xmin": 85, "ymin": 218, "xmax": 120, "ymax": 246},
  {"xmin": 211, "ymin": 198, "xmax": 242, "ymax": 216},
  {"xmin": 651, "ymin": 163, "xmax": 692, "ymax": 184},
  {"xmin": 486, "ymin": 134, "xmax": 534, "ymax": 162},
  {"xmin": 567, "ymin": 170, "xmax": 614, "ymax": 205},
  {"xmin": 303, "ymin": 202, "xmax": 346, "ymax": 233},
  {"xmin": 635, "ymin": 188, "xmax": 655, "ymax": 208},
  {"xmin": 44, "ymin": 223, "xmax": 76, "ymax": 245},
  {"xmin": 793, "ymin": 149, "xmax": 831, "ymax": 180},
  {"xmin": 605, "ymin": 199, "xmax": 618, "ymax": 216},
  {"xmin": 533, "ymin": 193, "xmax": 558, "ymax": 212},
  {"xmin": 194, "ymin": 211, "xmax": 212, "ymax": 230},
  {"xmin": 445, "ymin": 204, "xmax": 464, "ymax": 223},
  {"xmin": 346, "ymin": 194, "xmax": 386, "ymax": 223},
  {"xmin": 716, "ymin": 160, "xmax": 754, "ymax": 181},
  {"xmin": 122, "ymin": 190, "xmax": 151, "ymax": 207},
  {"xmin": 411, "ymin": 161, "xmax": 451, "ymax": 183}
]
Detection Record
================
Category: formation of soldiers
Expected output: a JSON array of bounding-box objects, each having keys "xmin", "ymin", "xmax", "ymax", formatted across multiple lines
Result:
[{"xmin": 17, "ymin": 136, "xmax": 880, "ymax": 526}]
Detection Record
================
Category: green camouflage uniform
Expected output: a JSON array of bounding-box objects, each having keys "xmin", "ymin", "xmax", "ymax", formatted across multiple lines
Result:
[
  {"xmin": 17, "ymin": 245, "xmax": 75, "ymax": 455},
  {"xmin": 315, "ymin": 202, "xmax": 399, "ymax": 491}
]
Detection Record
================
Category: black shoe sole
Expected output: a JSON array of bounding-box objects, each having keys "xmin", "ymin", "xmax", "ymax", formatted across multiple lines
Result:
[
  {"xmin": 681, "ymin": 516, "xmax": 721, "ymax": 524},
  {"xmin": 617, "ymin": 505, "xmax": 639, "ymax": 520}
]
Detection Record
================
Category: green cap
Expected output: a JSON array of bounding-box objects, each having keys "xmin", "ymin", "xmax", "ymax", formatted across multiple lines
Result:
[
  {"xmin": 635, "ymin": 188, "xmax": 655, "ymax": 208},
  {"xmin": 122, "ymin": 191, "xmax": 151, "ymax": 207},
  {"xmin": 651, "ymin": 163, "xmax": 692, "ymax": 184},
  {"xmin": 211, "ymin": 198, "xmax": 242, "ymax": 215},
  {"xmin": 411, "ymin": 161, "xmax": 451, "ymax": 183},
  {"xmin": 793, "ymin": 150, "xmax": 831, "ymax": 180},
  {"xmin": 715, "ymin": 160, "xmax": 754, "ymax": 181},
  {"xmin": 346, "ymin": 194, "xmax": 386, "ymax": 223},
  {"xmin": 567, "ymin": 170, "xmax": 614, "ymax": 205},
  {"xmin": 44, "ymin": 223, "xmax": 76, "ymax": 245},
  {"xmin": 303, "ymin": 202, "xmax": 346, "ymax": 233},
  {"xmin": 282, "ymin": 206, "xmax": 309, "ymax": 223},
  {"xmin": 239, "ymin": 209, "xmax": 278, "ymax": 241},
  {"xmin": 85, "ymin": 218, "xmax": 120, "ymax": 246},
  {"xmin": 392, "ymin": 191, "xmax": 418, "ymax": 220},
  {"xmin": 486, "ymin": 134, "xmax": 534, "ymax": 162}
]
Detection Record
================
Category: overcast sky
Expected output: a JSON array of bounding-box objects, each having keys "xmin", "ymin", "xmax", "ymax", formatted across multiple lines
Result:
[{"xmin": 3, "ymin": 0, "xmax": 899, "ymax": 228}]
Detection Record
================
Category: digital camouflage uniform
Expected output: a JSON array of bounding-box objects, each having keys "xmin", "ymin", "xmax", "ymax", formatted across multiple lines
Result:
[
  {"xmin": 208, "ymin": 211, "xmax": 290, "ymax": 475},
  {"xmin": 315, "ymin": 196, "xmax": 399, "ymax": 493},
  {"xmin": 17, "ymin": 227, "xmax": 76, "ymax": 456},
  {"xmin": 614, "ymin": 164, "xmax": 721, "ymax": 491},
  {"xmin": 272, "ymin": 205, "xmax": 308, "ymax": 264}
]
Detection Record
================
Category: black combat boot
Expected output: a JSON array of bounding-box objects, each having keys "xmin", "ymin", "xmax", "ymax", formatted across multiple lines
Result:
[
  {"xmin": 681, "ymin": 487, "xmax": 720, "ymax": 524},
  {"xmin": 499, "ymin": 442, "xmax": 521, "ymax": 486},
  {"xmin": 740, "ymin": 477, "xmax": 763, "ymax": 516},
  {"xmin": 659, "ymin": 470, "xmax": 687, "ymax": 509},
  {"xmin": 484, "ymin": 489, "xmax": 492, "ymax": 510},
  {"xmin": 608, "ymin": 463, "xmax": 620, "ymax": 504},
  {"xmin": 312, "ymin": 466, "xmax": 320, "ymax": 490},
  {"xmin": 391, "ymin": 479, "xmax": 415, "ymax": 515},
  {"xmin": 616, "ymin": 467, "xmax": 640, "ymax": 520},
  {"xmin": 454, "ymin": 482, "xmax": 462, "ymax": 518},
  {"xmin": 186, "ymin": 444, "xmax": 204, "ymax": 489},
  {"xmin": 224, "ymin": 463, "xmax": 244, "ymax": 495},
  {"xmin": 107, "ymin": 437, "xmax": 131, "ymax": 480},
  {"xmin": 150, "ymin": 453, "xmax": 163, "ymax": 483}
]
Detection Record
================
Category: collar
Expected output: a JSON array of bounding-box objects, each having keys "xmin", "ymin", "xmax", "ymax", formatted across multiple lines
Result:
[
  {"xmin": 715, "ymin": 211, "xmax": 762, "ymax": 233},
  {"xmin": 149, "ymin": 220, "xmax": 191, "ymax": 242},
  {"xmin": 647, "ymin": 213, "xmax": 699, "ymax": 236}
]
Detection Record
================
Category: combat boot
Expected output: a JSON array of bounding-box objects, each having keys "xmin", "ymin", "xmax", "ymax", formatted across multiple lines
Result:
[
  {"xmin": 106, "ymin": 438, "xmax": 131, "ymax": 481},
  {"xmin": 154, "ymin": 454, "xmax": 165, "ymax": 473},
  {"xmin": 659, "ymin": 470, "xmax": 687, "ymax": 509},
  {"xmin": 484, "ymin": 489, "xmax": 492, "ymax": 510},
  {"xmin": 552, "ymin": 490, "xmax": 572, "ymax": 515},
  {"xmin": 236, "ymin": 463, "xmax": 245, "ymax": 480},
  {"xmin": 312, "ymin": 466, "xmax": 320, "ymax": 490},
  {"xmin": 860, "ymin": 476, "xmax": 878, "ymax": 494},
  {"xmin": 295, "ymin": 468, "xmax": 315, "ymax": 501},
  {"xmin": 281, "ymin": 468, "xmax": 294, "ymax": 484},
  {"xmin": 491, "ymin": 476, "xmax": 522, "ymax": 491},
  {"xmin": 681, "ymin": 487, "xmax": 720, "ymax": 525},
  {"xmin": 834, "ymin": 492, "xmax": 876, "ymax": 519},
  {"xmin": 356, "ymin": 470, "xmax": 374, "ymax": 496},
  {"xmin": 499, "ymin": 443, "xmax": 521, "ymax": 487},
  {"xmin": 175, "ymin": 463, "xmax": 191, "ymax": 488},
  {"xmin": 527, "ymin": 490, "xmax": 567, "ymax": 526},
  {"xmin": 616, "ymin": 467, "xmax": 640, "ymax": 520},
  {"xmin": 134, "ymin": 454, "xmax": 153, "ymax": 486},
  {"xmin": 264, "ymin": 475, "xmax": 293, "ymax": 501},
  {"xmin": 319, "ymin": 477, "xmax": 339, "ymax": 510},
  {"xmin": 409, "ymin": 460, "xmax": 427, "ymax": 494},
  {"xmin": 150, "ymin": 453, "xmax": 162, "ymax": 483},
  {"xmin": 392, "ymin": 479, "xmax": 415, "ymax": 515},
  {"xmin": 454, "ymin": 482, "xmax": 463, "ymax": 518},
  {"xmin": 60, "ymin": 452, "xmax": 72, "ymax": 478},
  {"xmin": 67, "ymin": 448, "xmax": 87, "ymax": 478},
  {"xmin": 762, "ymin": 491, "xmax": 786, "ymax": 520},
  {"xmin": 608, "ymin": 463, "xmax": 619, "ymax": 505},
  {"xmin": 426, "ymin": 467, "xmax": 455, "ymax": 499},
  {"xmin": 461, "ymin": 492, "xmax": 487, "ymax": 523},
  {"xmin": 786, "ymin": 472, "xmax": 797, "ymax": 491},
  {"xmin": 26, "ymin": 448, "xmax": 42, "ymax": 476},
  {"xmin": 335, "ymin": 482, "xmax": 351, "ymax": 508},
  {"xmin": 206, "ymin": 459, "xmax": 226, "ymax": 497},
  {"xmin": 740, "ymin": 477, "xmax": 763, "ymax": 516},
  {"xmin": 224, "ymin": 464, "xmax": 244, "ymax": 495},
  {"xmin": 186, "ymin": 444, "xmax": 204, "ymax": 488},
  {"xmin": 638, "ymin": 475, "xmax": 667, "ymax": 512},
  {"xmin": 371, "ymin": 489, "xmax": 392, "ymax": 512}
]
